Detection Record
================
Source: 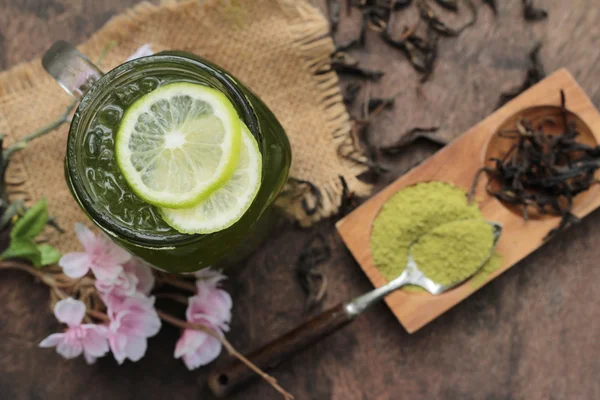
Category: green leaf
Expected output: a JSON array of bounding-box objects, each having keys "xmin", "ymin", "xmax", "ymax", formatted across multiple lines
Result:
[
  {"xmin": 38, "ymin": 244, "xmax": 61, "ymax": 267},
  {"xmin": 1, "ymin": 238, "xmax": 42, "ymax": 267},
  {"xmin": 10, "ymin": 198, "xmax": 48, "ymax": 240}
]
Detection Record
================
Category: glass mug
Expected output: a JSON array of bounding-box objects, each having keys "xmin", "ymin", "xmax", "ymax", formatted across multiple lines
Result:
[{"xmin": 42, "ymin": 41, "xmax": 291, "ymax": 273}]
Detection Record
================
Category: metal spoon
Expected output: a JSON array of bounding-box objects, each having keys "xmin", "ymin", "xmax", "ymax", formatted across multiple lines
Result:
[{"xmin": 208, "ymin": 221, "xmax": 503, "ymax": 397}]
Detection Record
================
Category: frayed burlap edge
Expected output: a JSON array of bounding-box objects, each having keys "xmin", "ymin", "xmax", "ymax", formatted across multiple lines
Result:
[
  {"xmin": 0, "ymin": 1, "xmax": 172, "ymax": 210},
  {"xmin": 275, "ymin": 0, "xmax": 371, "ymax": 226},
  {"xmin": 0, "ymin": 0, "xmax": 372, "ymax": 227}
]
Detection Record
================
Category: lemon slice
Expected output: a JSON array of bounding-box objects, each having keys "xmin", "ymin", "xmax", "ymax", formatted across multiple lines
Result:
[
  {"xmin": 115, "ymin": 82, "xmax": 241, "ymax": 208},
  {"xmin": 160, "ymin": 123, "xmax": 262, "ymax": 234}
]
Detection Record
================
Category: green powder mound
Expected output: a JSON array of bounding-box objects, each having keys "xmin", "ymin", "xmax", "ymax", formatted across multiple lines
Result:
[
  {"xmin": 411, "ymin": 219, "xmax": 494, "ymax": 286},
  {"xmin": 371, "ymin": 181, "xmax": 481, "ymax": 281},
  {"xmin": 370, "ymin": 181, "xmax": 502, "ymax": 293}
]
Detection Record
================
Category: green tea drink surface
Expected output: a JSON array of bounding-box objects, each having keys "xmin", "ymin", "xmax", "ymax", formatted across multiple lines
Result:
[
  {"xmin": 69, "ymin": 53, "xmax": 291, "ymax": 271},
  {"xmin": 82, "ymin": 75, "xmax": 186, "ymax": 239}
]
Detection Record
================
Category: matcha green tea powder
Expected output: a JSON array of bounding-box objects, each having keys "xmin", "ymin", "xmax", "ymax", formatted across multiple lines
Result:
[
  {"xmin": 370, "ymin": 181, "xmax": 501, "ymax": 290},
  {"xmin": 411, "ymin": 219, "xmax": 494, "ymax": 286}
]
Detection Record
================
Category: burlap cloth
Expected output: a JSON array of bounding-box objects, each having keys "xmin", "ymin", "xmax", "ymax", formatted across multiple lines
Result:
[{"xmin": 0, "ymin": 0, "xmax": 371, "ymax": 253}]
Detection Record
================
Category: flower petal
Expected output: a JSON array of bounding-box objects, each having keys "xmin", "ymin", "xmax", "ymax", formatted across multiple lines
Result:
[
  {"xmin": 54, "ymin": 298, "xmax": 86, "ymax": 327},
  {"xmin": 124, "ymin": 336, "xmax": 147, "ymax": 362},
  {"xmin": 124, "ymin": 258, "xmax": 155, "ymax": 295},
  {"xmin": 182, "ymin": 336, "xmax": 222, "ymax": 370},
  {"xmin": 174, "ymin": 329, "xmax": 208, "ymax": 359},
  {"xmin": 81, "ymin": 325, "xmax": 109, "ymax": 357},
  {"xmin": 195, "ymin": 268, "xmax": 227, "ymax": 287},
  {"xmin": 92, "ymin": 262, "xmax": 123, "ymax": 283},
  {"xmin": 102, "ymin": 291, "xmax": 127, "ymax": 314},
  {"xmin": 74, "ymin": 223, "xmax": 97, "ymax": 253},
  {"xmin": 59, "ymin": 253, "xmax": 91, "ymax": 279},
  {"xmin": 108, "ymin": 294, "xmax": 161, "ymax": 341},
  {"xmin": 56, "ymin": 337, "xmax": 83, "ymax": 359},
  {"xmin": 84, "ymin": 352, "xmax": 97, "ymax": 365},
  {"xmin": 98, "ymin": 234, "xmax": 131, "ymax": 265},
  {"xmin": 109, "ymin": 332, "xmax": 127, "ymax": 365},
  {"xmin": 187, "ymin": 284, "xmax": 232, "ymax": 331},
  {"xmin": 39, "ymin": 333, "xmax": 65, "ymax": 348}
]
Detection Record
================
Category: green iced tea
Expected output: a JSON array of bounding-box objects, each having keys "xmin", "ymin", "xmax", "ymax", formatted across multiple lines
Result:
[{"xmin": 66, "ymin": 52, "xmax": 291, "ymax": 272}]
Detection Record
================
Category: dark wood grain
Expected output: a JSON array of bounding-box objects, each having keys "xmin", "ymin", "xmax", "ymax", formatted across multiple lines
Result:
[
  {"xmin": 208, "ymin": 303, "xmax": 352, "ymax": 397},
  {"xmin": 1, "ymin": 0, "xmax": 600, "ymax": 399}
]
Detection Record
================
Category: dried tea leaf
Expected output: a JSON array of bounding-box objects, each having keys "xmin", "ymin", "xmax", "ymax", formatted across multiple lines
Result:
[
  {"xmin": 434, "ymin": 0, "xmax": 458, "ymax": 12},
  {"xmin": 296, "ymin": 234, "xmax": 331, "ymax": 311},
  {"xmin": 522, "ymin": 0, "xmax": 548, "ymax": 21}
]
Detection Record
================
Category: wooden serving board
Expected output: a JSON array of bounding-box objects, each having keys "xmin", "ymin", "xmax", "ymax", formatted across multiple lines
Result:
[{"xmin": 336, "ymin": 69, "xmax": 600, "ymax": 333}]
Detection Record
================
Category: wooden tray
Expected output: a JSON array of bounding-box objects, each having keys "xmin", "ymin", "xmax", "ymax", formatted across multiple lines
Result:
[{"xmin": 336, "ymin": 69, "xmax": 600, "ymax": 333}]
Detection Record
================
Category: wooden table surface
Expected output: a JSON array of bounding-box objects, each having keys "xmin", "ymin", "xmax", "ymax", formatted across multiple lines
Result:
[{"xmin": 1, "ymin": 1, "xmax": 599, "ymax": 399}]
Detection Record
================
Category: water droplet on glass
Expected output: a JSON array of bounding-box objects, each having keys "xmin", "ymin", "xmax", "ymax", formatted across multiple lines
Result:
[
  {"xmin": 98, "ymin": 105, "xmax": 123, "ymax": 126},
  {"xmin": 140, "ymin": 77, "xmax": 160, "ymax": 93},
  {"xmin": 86, "ymin": 132, "xmax": 99, "ymax": 158}
]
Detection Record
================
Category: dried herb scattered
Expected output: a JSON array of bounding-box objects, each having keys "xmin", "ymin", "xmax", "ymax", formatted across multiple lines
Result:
[
  {"xmin": 417, "ymin": 0, "xmax": 477, "ymax": 37},
  {"xmin": 381, "ymin": 21, "xmax": 430, "ymax": 74},
  {"xmin": 434, "ymin": 0, "xmax": 458, "ymax": 12},
  {"xmin": 497, "ymin": 42, "xmax": 546, "ymax": 109},
  {"xmin": 287, "ymin": 177, "xmax": 323, "ymax": 217},
  {"xmin": 327, "ymin": 0, "xmax": 342, "ymax": 33},
  {"xmin": 296, "ymin": 234, "xmax": 331, "ymax": 311},
  {"xmin": 417, "ymin": 0, "xmax": 457, "ymax": 36},
  {"xmin": 482, "ymin": 0, "xmax": 497, "ymax": 15},
  {"xmin": 367, "ymin": 96, "xmax": 395, "ymax": 113},
  {"xmin": 380, "ymin": 126, "xmax": 448, "ymax": 155},
  {"xmin": 330, "ymin": 62, "xmax": 385, "ymax": 81},
  {"xmin": 338, "ymin": 85, "xmax": 400, "ymax": 177},
  {"xmin": 326, "ymin": 0, "xmax": 482, "ymax": 82},
  {"xmin": 392, "ymin": 0, "xmax": 413, "ymax": 10},
  {"xmin": 335, "ymin": 39, "xmax": 362, "ymax": 53},
  {"xmin": 522, "ymin": 0, "xmax": 548, "ymax": 22},
  {"xmin": 470, "ymin": 91, "xmax": 599, "ymax": 240},
  {"xmin": 335, "ymin": 175, "xmax": 359, "ymax": 218},
  {"xmin": 343, "ymin": 81, "xmax": 363, "ymax": 106}
]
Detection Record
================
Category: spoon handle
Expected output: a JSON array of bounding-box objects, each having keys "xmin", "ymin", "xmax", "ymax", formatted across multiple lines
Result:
[{"xmin": 207, "ymin": 303, "xmax": 354, "ymax": 397}]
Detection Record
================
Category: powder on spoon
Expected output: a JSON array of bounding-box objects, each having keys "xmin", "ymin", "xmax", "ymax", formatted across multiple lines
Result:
[
  {"xmin": 370, "ymin": 181, "xmax": 501, "ymax": 292},
  {"xmin": 411, "ymin": 219, "xmax": 494, "ymax": 287}
]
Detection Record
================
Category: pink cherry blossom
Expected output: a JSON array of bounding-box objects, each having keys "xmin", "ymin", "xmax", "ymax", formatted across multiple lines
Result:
[
  {"xmin": 189, "ymin": 280, "xmax": 232, "ymax": 332},
  {"xmin": 39, "ymin": 298, "xmax": 109, "ymax": 364},
  {"xmin": 97, "ymin": 257, "xmax": 156, "ymax": 310},
  {"xmin": 174, "ymin": 273, "xmax": 232, "ymax": 370},
  {"xmin": 174, "ymin": 328, "xmax": 222, "ymax": 370},
  {"xmin": 194, "ymin": 267, "xmax": 227, "ymax": 287},
  {"xmin": 59, "ymin": 223, "xmax": 131, "ymax": 282},
  {"xmin": 96, "ymin": 271, "xmax": 139, "ymax": 311},
  {"xmin": 123, "ymin": 257, "xmax": 155, "ymax": 295},
  {"xmin": 107, "ymin": 293, "xmax": 161, "ymax": 364}
]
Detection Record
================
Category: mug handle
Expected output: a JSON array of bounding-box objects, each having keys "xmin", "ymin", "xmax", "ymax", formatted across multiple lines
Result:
[{"xmin": 42, "ymin": 41, "xmax": 104, "ymax": 100}]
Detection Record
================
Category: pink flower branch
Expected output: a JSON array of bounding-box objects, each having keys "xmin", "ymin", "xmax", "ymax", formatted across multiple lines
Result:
[
  {"xmin": 0, "ymin": 256, "xmax": 294, "ymax": 400},
  {"xmin": 157, "ymin": 311, "xmax": 294, "ymax": 400}
]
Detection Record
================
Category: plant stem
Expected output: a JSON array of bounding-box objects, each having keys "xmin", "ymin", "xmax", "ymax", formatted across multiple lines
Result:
[
  {"xmin": 157, "ymin": 311, "xmax": 294, "ymax": 400},
  {"xmin": 0, "ymin": 199, "xmax": 24, "ymax": 230},
  {"xmin": 2, "ymin": 101, "xmax": 78, "ymax": 167},
  {"xmin": 96, "ymin": 41, "xmax": 118, "ymax": 66},
  {"xmin": 87, "ymin": 309, "xmax": 111, "ymax": 322},
  {"xmin": 158, "ymin": 276, "xmax": 197, "ymax": 292},
  {"xmin": 0, "ymin": 260, "xmax": 42, "ymax": 277},
  {"xmin": 155, "ymin": 292, "xmax": 189, "ymax": 305}
]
